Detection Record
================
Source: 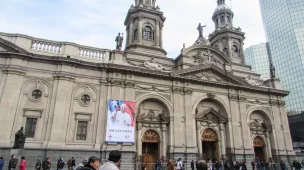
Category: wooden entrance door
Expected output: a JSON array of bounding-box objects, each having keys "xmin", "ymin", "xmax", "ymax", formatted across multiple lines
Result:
[
  {"xmin": 202, "ymin": 128, "xmax": 219, "ymax": 161},
  {"xmin": 143, "ymin": 142, "xmax": 158, "ymax": 170},
  {"xmin": 142, "ymin": 130, "xmax": 160, "ymax": 170},
  {"xmin": 253, "ymin": 136, "xmax": 265, "ymax": 162}
]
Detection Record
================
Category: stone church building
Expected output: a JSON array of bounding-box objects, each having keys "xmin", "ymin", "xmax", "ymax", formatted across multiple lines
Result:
[{"xmin": 0, "ymin": 0, "xmax": 295, "ymax": 169}]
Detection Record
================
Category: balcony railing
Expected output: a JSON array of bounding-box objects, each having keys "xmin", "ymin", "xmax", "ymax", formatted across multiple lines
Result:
[{"xmin": 0, "ymin": 32, "xmax": 111, "ymax": 63}]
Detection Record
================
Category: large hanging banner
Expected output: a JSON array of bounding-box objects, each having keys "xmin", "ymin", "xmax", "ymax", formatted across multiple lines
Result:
[{"xmin": 105, "ymin": 100, "xmax": 136, "ymax": 143}]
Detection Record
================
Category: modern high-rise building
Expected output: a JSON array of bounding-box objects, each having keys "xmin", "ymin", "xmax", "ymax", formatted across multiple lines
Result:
[
  {"xmin": 259, "ymin": 0, "xmax": 304, "ymax": 114},
  {"xmin": 244, "ymin": 43, "xmax": 271, "ymax": 80}
]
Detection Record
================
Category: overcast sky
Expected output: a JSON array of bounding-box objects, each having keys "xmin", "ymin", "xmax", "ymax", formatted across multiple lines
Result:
[{"xmin": 0, "ymin": 0, "xmax": 266, "ymax": 58}]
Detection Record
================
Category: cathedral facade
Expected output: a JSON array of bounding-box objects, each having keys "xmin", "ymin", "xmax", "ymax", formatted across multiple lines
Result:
[{"xmin": 0, "ymin": 0, "xmax": 295, "ymax": 169}]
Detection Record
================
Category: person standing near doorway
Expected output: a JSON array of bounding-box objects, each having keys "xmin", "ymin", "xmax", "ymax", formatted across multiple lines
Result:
[{"xmin": 251, "ymin": 161, "xmax": 256, "ymax": 170}]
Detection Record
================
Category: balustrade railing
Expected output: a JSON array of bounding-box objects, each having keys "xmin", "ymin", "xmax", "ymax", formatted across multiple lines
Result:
[
  {"xmin": 0, "ymin": 32, "xmax": 110, "ymax": 62},
  {"xmin": 31, "ymin": 40, "xmax": 61, "ymax": 53},
  {"xmin": 78, "ymin": 48, "xmax": 107, "ymax": 59}
]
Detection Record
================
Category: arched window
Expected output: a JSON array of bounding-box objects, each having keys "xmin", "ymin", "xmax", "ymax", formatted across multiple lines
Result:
[
  {"xmin": 227, "ymin": 16, "xmax": 230, "ymax": 23},
  {"xmin": 143, "ymin": 26, "xmax": 152, "ymax": 40},
  {"xmin": 220, "ymin": 16, "xmax": 225, "ymax": 24},
  {"xmin": 134, "ymin": 29, "xmax": 138, "ymax": 40},
  {"xmin": 232, "ymin": 45, "xmax": 239, "ymax": 57}
]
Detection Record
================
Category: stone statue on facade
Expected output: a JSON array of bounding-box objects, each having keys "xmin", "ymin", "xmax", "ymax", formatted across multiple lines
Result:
[
  {"xmin": 270, "ymin": 63, "xmax": 276, "ymax": 78},
  {"xmin": 197, "ymin": 23, "xmax": 206, "ymax": 38},
  {"xmin": 13, "ymin": 127, "xmax": 27, "ymax": 149},
  {"xmin": 115, "ymin": 33, "xmax": 124, "ymax": 50}
]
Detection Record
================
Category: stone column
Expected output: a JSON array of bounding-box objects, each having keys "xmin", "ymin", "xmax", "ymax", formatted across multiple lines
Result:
[
  {"xmin": 138, "ymin": 18, "xmax": 143, "ymax": 44},
  {"xmin": 137, "ymin": 122, "xmax": 143, "ymax": 156},
  {"xmin": 220, "ymin": 123, "xmax": 226, "ymax": 156},
  {"xmin": 265, "ymin": 132, "xmax": 272, "ymax": 159},
  {"xmin": 197, "ymin": 123, "xmax": 202, "ymax": 158},
  {"xmin": 162, "ymin": 124, "xmax": 167, "ymax": 159},
  {"xmin": 129, "ymin": 20, "xmax": 134, "ymax": 45},
  {"xmin": 160, "ymin": 26, "xmax": 163, "ymax": 48},
  {"xmin": 155, "ymin": 20, "xmax": 160, "ymax": 47},
  {"xmin": 169, "ymin": 116, "xmax": 174, "ymax": 152},
  {"xmin": 227, "ymin": 38, "xmax": 233, "ymax": 58}
]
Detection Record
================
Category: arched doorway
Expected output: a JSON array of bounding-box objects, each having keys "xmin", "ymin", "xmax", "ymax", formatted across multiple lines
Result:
[
  {"xmin": 142, "ymin": 130, "xmax": 160, "ymax": 170},
  {"xmin": 253, "ymin": 136, "xmax": 266, "ymax": 162},
  {"xmin": 202, "ymin": 128, "xmax": 219, "ymax": 161}
]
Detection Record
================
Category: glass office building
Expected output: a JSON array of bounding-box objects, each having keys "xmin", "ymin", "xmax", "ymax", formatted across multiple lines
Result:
[
  {"xmin": 244, "ymin": 43, "xmax": 271, "ymax": 80},
  {"xmin": 259, "ymin": 0, "xmax": 304, "ymax": 114}
]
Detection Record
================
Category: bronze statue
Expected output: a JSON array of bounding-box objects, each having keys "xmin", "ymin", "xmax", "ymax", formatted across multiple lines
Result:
[
  {"xmin": 115, "ymin": 33, "xmax": 124, "ymax": 50},
  {"xmin": 13, "ymin": 127, "xmax": 26, "ymax": 149}
]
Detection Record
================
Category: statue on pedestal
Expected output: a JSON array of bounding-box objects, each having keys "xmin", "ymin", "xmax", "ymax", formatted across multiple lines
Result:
[
  {"xmin": 115, "ymin": 33, "xmax": 124, "ymax": 50},
  {"xmin": 13, "ymin": 127, "xmax": 26, "ymax": 149}
]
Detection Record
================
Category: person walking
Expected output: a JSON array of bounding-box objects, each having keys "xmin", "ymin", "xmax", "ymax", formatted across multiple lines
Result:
[
  {"xmin": 251, "ymin": 161, "xmax": 256, "ymax": 170},
  {"xmin": 177, "ymin": 158, "xmax": 183, "ymax": 170},
  {"xmin": 0, "ymin": 157, "xmax": 4, "ymax": 170},
  {"xmin": 42, "ymin": 158, "xmax": 51, "ymax": 170},
  {"xmin": 215, "ymin": 161, "xmax": 222, "ymax": 170},
  {"xmin": 209, "ymin": 159, "xmax": 213, "ymax": 170},
  {"xmin": 8, "ymin": 155, "xmax": 17, "ymax": 170},
  {"xmin": 280, "ymin": 161, "xmax": 286, "ymax": 170},
  {"xmin": 240, "ymin": 160, "xmax": 247, "ymax": 170},
  {"xmin": 19, "ymin": 157, "xmax": 26, "ymax": 170},
  {"xmin": 191, "ymin": 160, "xmax": 195, "ymax": 170},
  {"xmin": 35, "ymin": 160, "xmax": 41, "ymax": 170},
  {"xmin": 99, "ymin": 150, "xmax": 121, "ymax": 170},
  {"xmin": 295, "ymin": 161, "xmax": 302, "ymax": 170},
  {"xmin": 58, "ymin": 158, "xmax": 65, "ymax": 170},
  {"xmin": 71, "ymin": 157, "xmax": 76, "ymax": 170},
  {"xmin": 168, "ymin": 159, "xmax": 174, "ymax": 170}
]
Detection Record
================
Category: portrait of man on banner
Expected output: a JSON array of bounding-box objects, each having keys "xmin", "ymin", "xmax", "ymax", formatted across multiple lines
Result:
[{"xmin": 106, "ymin": 100, "xmax": 136, "ymax": 143}]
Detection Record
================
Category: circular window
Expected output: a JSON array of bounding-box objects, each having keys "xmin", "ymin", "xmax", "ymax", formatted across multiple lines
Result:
[
  {"xmin": 80, "ymin": 94, "xmax": 91, "ymax": 105},
  {"xmin": 32, "ymin": 89, "xmax": 42, "ymax": 99}
]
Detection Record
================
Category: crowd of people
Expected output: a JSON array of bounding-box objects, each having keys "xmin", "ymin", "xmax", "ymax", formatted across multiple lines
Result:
[{"xmin": 1, "ymin": 153, "xmax": 304, "ymax": 170}]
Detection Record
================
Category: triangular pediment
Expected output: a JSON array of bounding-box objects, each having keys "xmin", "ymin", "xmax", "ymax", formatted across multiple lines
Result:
[
  {"xmin": 0, "ymin": 37, "xmax": 30, "ymax": 54},
  {"xmin": 172, "ymin": 64, "xmax": 248, "ymax": 86},
  {"xmin": 196, "ymin": 108, "xmax": 227, "ymax": 122}
]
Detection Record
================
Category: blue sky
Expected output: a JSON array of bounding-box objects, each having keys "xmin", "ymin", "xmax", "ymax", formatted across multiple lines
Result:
[{"xmin": 0, "ymin": 0, "xmax": 266, "ymax": 58}]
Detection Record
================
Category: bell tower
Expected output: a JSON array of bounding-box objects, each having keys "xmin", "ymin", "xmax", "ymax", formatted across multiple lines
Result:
[
  {"xmin": 124, "ymin": 0, "xmax": 167, "ymax": 57},
  {"xmin": 209, "ymin": 0, "xmax": 246, "ymax": 64}
]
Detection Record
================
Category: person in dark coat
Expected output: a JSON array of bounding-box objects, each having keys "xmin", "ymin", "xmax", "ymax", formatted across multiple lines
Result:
[
  {"xmin": 215, "ymin": 161, "xmax": 222, "ymax": 170},
  {"xmin": 191, "ymin": 160, "xmax": 195, "ymax": 170},
  {"xmin": 240, "ymin": 160, "xmax": 247, "ymax": 170},
  {"xmin": 8, "ymin": 155, "xmax": 17, "ymax": 170},
  {"xmin": 251, "ymin": 161, "xmax": 255, "ymax": 170},
  {"xmin": 42, "ymin": 158, "xmax": 51, "ymax": 170},
  {"xmin": 280, "ymin": 160, "xmax": 286, "ymax": 170},
  {"xmin": 295, "ymin": 161, "xmax": 302, "ymax": 170},
  {"xmin": 35, "ymin": 160, "xmax": 41, "ymax": 170},
  {"xmin": 71, "ymin": 157, "xmax": 76, "ymax": 170}
]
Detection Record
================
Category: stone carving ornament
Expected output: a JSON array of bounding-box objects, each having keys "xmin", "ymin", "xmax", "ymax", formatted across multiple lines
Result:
[
  {"xmin": 142, "ymin": 130, "xmax": 160, "ymax": 142},
  {"xmin": 128, "ymin": 58, "xmax": 172, "ymax": 72},
  {"xmin": 202, "ymin": 129, "xmax": 217, "ymax": 141},
  {"xmin": 193, "ymin": 50, "xmax": 222, "ymax": 67},
  {"xmin": 253, "ymin": 136, "xmax": 264, "ymax": 147},
  {"xmin": 245, "ymin": 75, "xmax": 264, "ymax": 87}
]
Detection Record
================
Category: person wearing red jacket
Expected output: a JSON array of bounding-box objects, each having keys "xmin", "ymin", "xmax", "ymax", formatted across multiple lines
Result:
[{"xmin": 19, "ymin": 156, "xmax": 26, "ymax": 170}]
